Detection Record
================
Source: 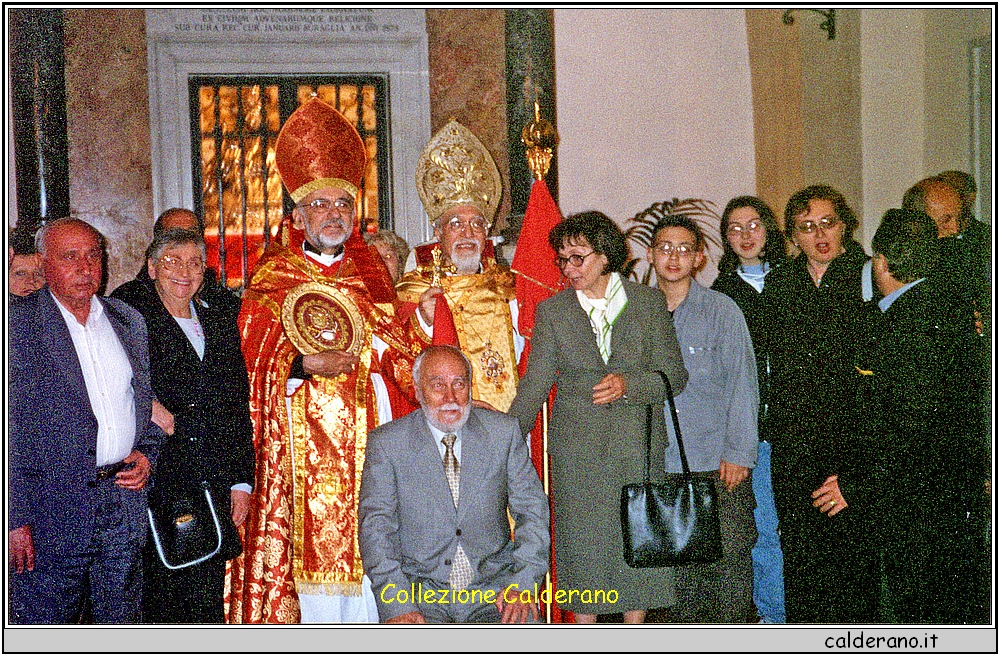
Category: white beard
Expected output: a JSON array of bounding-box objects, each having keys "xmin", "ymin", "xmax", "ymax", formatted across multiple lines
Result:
[
  {"xmin": 305, "ymin": 218, "xmax": 349, "ymax": 252},
  {"xmin": 449, "ymin": 239, "xmax": 482, "ymax": 274},
  {"xmin": 424, "ymin": 401, "xmax": 472, "ymax": 433}
]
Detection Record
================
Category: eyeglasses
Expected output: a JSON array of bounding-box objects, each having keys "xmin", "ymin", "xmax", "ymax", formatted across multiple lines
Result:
[
  {"xmin": 554, "ymin": 251, "xmax": 596, "ymax": 269},
  {"xmin": 443, "ymin": 217, "xmax": 489, "ymax": 234},
  {"xmin": 159, "ymin": 255, "xmax": 206, "ymax": 273},
  {"xmin": 426, "ymin": 378, "xmax": 470, "ymax": 393},
  {"xmin": 726, "ymin": 220, "xmax": 764, "ymax": 236},
  {"xmin": 650, "ymin": 242, "xmax": 697, "ymax": 257},
  {"xmin": 794, "ymin": 216, "xmax": 841, "ymax": 234},
  {"xmin": 297, "ymin": 198, "xmax": 354, "ymax": 215}
]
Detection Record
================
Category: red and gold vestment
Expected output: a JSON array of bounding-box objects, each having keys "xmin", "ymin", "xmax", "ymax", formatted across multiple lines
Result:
[{"xmin": 225, "ymin": 225, "xmax": 419, "ymax": 623}]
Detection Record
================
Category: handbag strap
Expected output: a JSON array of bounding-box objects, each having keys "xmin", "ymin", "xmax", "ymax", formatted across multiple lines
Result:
[
  {"xmin": 652, "ymin": 370, "xmax": 692, "ymax": 477},
  {"xmin": 643, "ymin": 404, "xmax": 654, "ymax": 485}
]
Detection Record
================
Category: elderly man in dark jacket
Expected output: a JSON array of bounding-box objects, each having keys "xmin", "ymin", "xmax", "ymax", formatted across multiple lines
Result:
[{"xmin": 9, "ymin": 218, "xmax": 163, "ymax": 623}]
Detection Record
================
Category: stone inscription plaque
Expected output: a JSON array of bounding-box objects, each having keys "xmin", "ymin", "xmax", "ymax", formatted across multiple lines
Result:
[{"xmin": 147, "ymin": 8, "xmax": 417, "ymax": 39}]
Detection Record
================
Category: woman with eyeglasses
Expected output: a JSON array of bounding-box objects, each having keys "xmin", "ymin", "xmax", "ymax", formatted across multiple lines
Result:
[
  {"xmin": 762, "ymin": 185, "xmax": 878, "ymax": 623},
  {"xmin": 111, "ymin": 228, "xmax": 255, "ymax": 623},
  {"xmin": 509, "ymin": 211, "xmax": 688, "ymax": 623},
  {"xmin": 710, "ymin": 195, "xmax": 788, "ymax": 624}
]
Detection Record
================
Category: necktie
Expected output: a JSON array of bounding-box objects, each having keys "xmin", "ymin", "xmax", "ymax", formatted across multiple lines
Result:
[{"xmin": 441, "ymin": 433, "xmax": 473, "ymax": 590}]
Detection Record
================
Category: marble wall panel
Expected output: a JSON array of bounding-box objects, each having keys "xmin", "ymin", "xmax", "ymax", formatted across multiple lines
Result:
[
  {"xmin": 63, "ymin": 9, "xmax": 153, "ymax": 293},
  {"xmin": 426, "ymin": 9, "xmax": 511, "ymax": 232}
]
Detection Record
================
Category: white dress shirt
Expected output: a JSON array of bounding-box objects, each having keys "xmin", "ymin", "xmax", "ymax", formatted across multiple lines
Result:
[
  {"xmin": 53, "ymin": 293, "xmax": 136, "ymax": 466},
  {"xmin": 173, "ymin": 301, "xmax": 206, "ymax": 360}
]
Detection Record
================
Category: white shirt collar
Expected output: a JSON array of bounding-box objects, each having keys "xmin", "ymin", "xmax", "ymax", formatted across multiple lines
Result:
[
  {"xmin": 303, "ymin": 247, "xmax": 344, "ymax": 268},
  {"xmin": 878, "ymin": 278, "xmax": 925, "ymax": 313},
  {"xmin": 426, "ymin": 415, "xmax": 464, "ymax": 462},
  {"xmin": 426, "ymin": 419, "xmax": 462, "ymax": 442}
]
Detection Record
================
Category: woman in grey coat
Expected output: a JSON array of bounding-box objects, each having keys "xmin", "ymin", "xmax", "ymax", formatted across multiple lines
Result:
[{"xmin": 509, "ymin": 212, "xmax": 687, "ymax": 623}]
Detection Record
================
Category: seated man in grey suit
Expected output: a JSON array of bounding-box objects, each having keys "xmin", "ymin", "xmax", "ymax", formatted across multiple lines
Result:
[
  {"xmin": 359, "ymin": 345, "xmax": 549, "ymax": 623},
  {"xmin": 9, "ymin": 218, "xmax": 162, "ymax": 623}
]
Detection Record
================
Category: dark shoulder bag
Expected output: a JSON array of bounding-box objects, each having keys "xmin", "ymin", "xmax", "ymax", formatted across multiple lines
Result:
[
  {"xmin": 147, "ymin": 407, "xmax": 236, "ymax": 570},
  {"xmin": 621, "ymin": 370, "xmax": 722, "ymax": 567},
  {"xmin": 148, "ymin": 481, "xmax": 224, "ymax": 570}
]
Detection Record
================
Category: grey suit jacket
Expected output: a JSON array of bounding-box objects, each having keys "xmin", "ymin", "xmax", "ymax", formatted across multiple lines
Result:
[
  {"xmin": 509, "ymin": 280, "xmax": 688, "ymax": 480},
  {"xmin": 359, "ymin": 407, "xmax": 550, "ymax": 621},
  {"xmin": 9, "ymin": 288, "xmax": 162, "ymax": 557}
]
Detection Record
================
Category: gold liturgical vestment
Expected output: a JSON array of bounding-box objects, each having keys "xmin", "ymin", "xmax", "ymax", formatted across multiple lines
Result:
[{"xmin": 397, "ymin": 255, "xmax": 519, "ymax": 412}]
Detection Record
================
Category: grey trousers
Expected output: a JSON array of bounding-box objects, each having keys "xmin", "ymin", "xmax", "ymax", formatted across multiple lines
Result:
[
  {"xmin": 410, "ymin": 578, "xmax": 542, "ymax": 624},
  {"xmin": 670, "ymin": 471, "xmax": 757, "ymax": 624}
]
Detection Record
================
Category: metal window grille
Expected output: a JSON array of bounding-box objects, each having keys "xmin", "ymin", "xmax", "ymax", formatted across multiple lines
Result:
[{"xmin": 189, "ymin": 75, "xmax": 390, "ymax": 290}]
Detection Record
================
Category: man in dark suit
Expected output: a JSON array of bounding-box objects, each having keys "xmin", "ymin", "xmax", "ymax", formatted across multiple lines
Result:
[
  {"xmin": 359, "ymin": 345, "xmax": 550, "ymax": 623},
  {"xmin": 902, "ymin": 176, "xmax": 990, "ymax": 338},
  {"xmin": 9, "ymin": 218, "xmax": 163, "ymax": 624},
  {"xmin": 828, "ymin": 209, "xmax": 987, "ymax": 623}
]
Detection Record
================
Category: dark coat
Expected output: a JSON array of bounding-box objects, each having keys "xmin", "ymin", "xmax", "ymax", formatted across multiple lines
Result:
[
  {"xmin": 711, "ymin": 264, "xmax": 780, "ymax": 437},
  {"xmin": 762, "ymin": 242, "xmax": 881, "ymax": 623},
  {"xmin": 111, "ymin": 276, "xmax": 254, "ymax": 509},
  {"xmin": 933, "ymin": 220, "xmax": 992, "ymax": 339},
  {"xmin": 848, "ymin": 280, "xmax": 988, "ymax": 623},
  {"xmin": 110, "ymin": 276, "xmax": 254, "ymax": 622},
  {"xmin": 9, "ymin": 289, "xmax": 162, "ymax": 557}
]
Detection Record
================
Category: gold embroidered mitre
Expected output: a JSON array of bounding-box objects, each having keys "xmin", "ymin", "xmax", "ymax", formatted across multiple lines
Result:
[{"xmin": 416, "ymin": 119, "xmax": 503, "ymax": 224}]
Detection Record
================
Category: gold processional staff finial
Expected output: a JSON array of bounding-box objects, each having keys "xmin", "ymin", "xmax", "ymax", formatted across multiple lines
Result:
[{"xmin": 521, "ymin": 101, "xmax": 559, "ymax": 181}]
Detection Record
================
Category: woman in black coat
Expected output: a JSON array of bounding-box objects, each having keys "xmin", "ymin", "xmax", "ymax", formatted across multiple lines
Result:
[
  {"xmin": 763, "ymin": 186, "xmax": 879, "ymax": 623},
  {"xmin": 711, "ymin": 196, "xmax": 787, "ymax": 624},
  {"xmin": 111, "ymin": 228, "xmax": 255, "ymax": 623}
]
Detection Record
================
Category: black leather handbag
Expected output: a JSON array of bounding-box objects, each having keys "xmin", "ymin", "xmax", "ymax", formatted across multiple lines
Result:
[
  {"xmin": 146, "ymin": 410, "xmax": 241, "ymax": 570},
  {"xmin": 621, "ymin": 371, "xmax": 722, "ymax": 567},
  {"xmin": 147, "ymin": 481, "xmax": 224, "ymax": 570}
]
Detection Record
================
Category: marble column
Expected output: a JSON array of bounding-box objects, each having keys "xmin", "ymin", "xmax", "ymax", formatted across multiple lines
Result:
[
  {"xmin": 505, "ymin": 8, "xmax": 558, "ymax": 217},
  {"xmin": 9, "ymin": 8, "xmax": 70, "ymax": 232}
]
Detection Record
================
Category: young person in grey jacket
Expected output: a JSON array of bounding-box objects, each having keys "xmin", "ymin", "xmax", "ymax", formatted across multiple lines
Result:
[{"xmin": 647, "ymin": 214, "xmax": 759, "ymax": 624}]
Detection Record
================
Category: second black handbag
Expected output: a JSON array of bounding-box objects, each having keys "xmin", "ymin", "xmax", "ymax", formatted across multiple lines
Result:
[{"xmin": 621, "ymin": 370, "xmax": 722, "ymax": 567}]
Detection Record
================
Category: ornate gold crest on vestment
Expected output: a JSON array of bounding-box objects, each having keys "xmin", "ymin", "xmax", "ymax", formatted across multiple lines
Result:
[{"xmin": 281, "ymin": 282, "xmax": 364, "ymax": 355}]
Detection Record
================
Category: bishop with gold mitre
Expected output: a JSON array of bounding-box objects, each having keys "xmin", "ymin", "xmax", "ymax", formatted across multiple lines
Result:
[
  {"xmin": 395, "ymin": 120, "xmax": 525, "ymax": 412},
  {"xmin": 226, "ymin": 97, "xmax": 420, "ymax": 624}
]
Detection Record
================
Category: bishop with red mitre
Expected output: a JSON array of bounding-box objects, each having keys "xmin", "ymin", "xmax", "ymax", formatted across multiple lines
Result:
[{"xmin": 226, "ymin": 98, "xmax": 420, "ymax": 624}]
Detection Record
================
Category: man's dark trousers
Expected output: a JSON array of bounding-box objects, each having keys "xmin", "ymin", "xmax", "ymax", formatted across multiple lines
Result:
[{"xmin": 10, "ymin": 475, "xmax": 146, "ymax": 624}]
